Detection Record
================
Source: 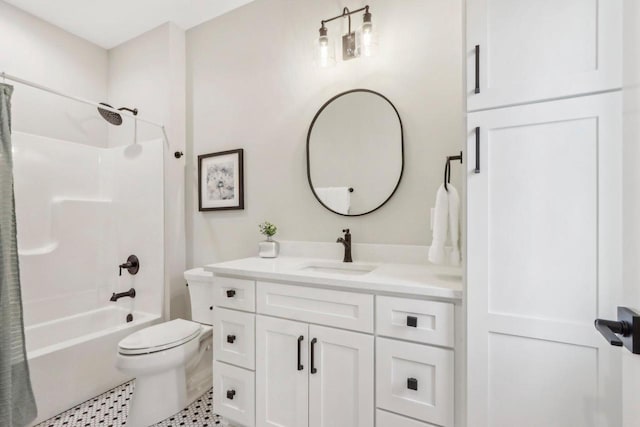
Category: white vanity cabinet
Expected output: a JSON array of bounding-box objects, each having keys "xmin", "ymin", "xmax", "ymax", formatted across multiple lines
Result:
[
  {"xmin": 466, "ymin": 0, "xmax": 622, "ymax": 110},
  {"xmin": 208, "ymin": 259, "xmax": 461, "ymax": 427},
  {"xmin": 254, "ymin": 315, "xmax": 374, "ymax": 427},
  {"xmin": 255, "ymin": 316, "xmax": 308, "ymax": 427},
  {"xmin": 307, "ymin": 325, "xmax": 374, "ymax": 427}
]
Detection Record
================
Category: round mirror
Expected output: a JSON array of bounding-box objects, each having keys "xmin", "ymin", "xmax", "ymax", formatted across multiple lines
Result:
[{"xmin": 307, "ymin": 89, "xmax": 404, "ymax": 216}]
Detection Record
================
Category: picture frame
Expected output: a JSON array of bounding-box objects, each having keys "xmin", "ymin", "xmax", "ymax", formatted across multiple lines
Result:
[{"xmin": 198, "ymin": 149, "xmax": 244, "ymax": 211}]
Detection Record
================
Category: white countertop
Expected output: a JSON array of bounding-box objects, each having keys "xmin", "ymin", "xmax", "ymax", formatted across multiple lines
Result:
[{"xmin": 205, "ymin": 256, "xmax": 463, "ymax": 300}]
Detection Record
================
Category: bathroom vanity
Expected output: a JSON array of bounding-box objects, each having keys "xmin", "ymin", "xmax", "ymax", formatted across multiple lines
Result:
[{"xmin": 205, "ymin": 255, "xmax": 462, "ymax": 427}]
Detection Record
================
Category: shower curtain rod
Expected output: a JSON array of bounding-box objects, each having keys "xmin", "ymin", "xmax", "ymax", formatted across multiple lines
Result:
[{"xmin": 0, "ymin": 71, "xmax": 170, "ymax": 147}]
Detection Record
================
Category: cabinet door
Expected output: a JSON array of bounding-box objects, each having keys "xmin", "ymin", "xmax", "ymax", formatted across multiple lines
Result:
[
  {"xmin": 467, "ymin": 0, "xmax": 622, "ymax": 110},
  {"xmin": 467, "ymin": 93, "xmax": 622, "ymax": 426},
  {"xmin": 308, "ymin": 325, "xmax": 373, "ymax": 427},
  {"xmin": 256, "ymin": 316, "xmax": 309, "ymax": 427}
]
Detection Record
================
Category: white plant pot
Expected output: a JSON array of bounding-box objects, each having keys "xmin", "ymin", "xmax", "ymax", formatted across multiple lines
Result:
[{"xmin": 258, "ymin": 237, "xmax": 279, "ymax": 258}]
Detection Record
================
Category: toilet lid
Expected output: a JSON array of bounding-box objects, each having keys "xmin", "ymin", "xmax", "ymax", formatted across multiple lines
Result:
[{"xmin": 118, "ymin": 319, "xmax": 202, "ymax": 355}]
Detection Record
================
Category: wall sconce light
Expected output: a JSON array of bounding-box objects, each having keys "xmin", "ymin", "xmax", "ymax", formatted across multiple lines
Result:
[{"xmin": 317, "ymin": 5, "xmax": 377, "ymax": 67}]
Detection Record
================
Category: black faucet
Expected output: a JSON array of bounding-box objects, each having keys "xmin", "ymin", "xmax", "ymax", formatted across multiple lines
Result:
[
  {"xmin": 336, "ymin": 229, "xmax": 353, "ymax": 263},
  {"xmin": 110, "ymin": 288, "xmax": 136, "ymax": 302}
]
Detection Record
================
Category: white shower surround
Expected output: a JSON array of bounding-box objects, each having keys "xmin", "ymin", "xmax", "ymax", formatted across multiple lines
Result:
[{"xmin": 11, "ymin": 132, "xmax": 165, "ymax": 424}]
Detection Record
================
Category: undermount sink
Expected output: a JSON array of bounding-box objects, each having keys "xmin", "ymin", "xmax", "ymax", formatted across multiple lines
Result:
[{"xmin": 299, "ymin": 261, "xmax": 377, "ymax": 276}]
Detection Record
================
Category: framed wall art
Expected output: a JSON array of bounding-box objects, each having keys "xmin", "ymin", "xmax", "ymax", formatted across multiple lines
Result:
[{"xmin": 198, "ymin": 149, "xmax": 244, "ymax": 211}]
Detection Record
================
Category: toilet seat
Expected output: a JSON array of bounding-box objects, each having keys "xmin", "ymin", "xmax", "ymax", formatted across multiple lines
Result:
[{"xmin": 118, "ymin": 319, "xmax": 202, "ymax": 355}]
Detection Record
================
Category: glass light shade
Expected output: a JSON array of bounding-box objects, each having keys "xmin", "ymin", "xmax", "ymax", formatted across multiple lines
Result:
[
  {"xmin": 358, "ymin": 13, "xmax": 377, "ymax": 57},
  {"xmin": 316, "ymin": 34, "xmax": 336, "ymax": 68}
]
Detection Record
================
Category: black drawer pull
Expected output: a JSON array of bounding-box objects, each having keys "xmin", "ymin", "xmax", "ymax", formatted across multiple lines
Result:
[
  {"xmin": 226, "ymin": 289, "xmax": 236, "ymax": 298},
  {"xmin": 297, "ymin": 335, "xmax": 304, "ymax": 371},
  {"xmin": 407, "ymin": 316, "xmax": 418, "ymax": 327},
  {"xmin": 474, "ymin": 45, "xmax": 480, "ymax": 94},
  {"xmin": 407, "ymin": 378, "xmax": 418, "ymax": 391},
  {"xmin": 474, "ymin": 127, "xmax": 481, "ymax": 174},
  {"xmin": 209, "ymin": 306, "xmax": 213, "ymax": 311},
  {"xmin": 226, "ymin": 389, "xmax": 236, "ymax": 400},
  {"xmin": 310, "ymin": 338, "xmax": 318, "ymax": 374},
  {"xmin": 227, "ymin": 334, "xmax": 236, "ymax": 344}
]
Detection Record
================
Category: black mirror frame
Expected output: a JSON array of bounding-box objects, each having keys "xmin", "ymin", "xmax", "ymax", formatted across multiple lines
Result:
[{"xmin": 306, "ymin": 88, "xmax": 405, "ymax": 217}]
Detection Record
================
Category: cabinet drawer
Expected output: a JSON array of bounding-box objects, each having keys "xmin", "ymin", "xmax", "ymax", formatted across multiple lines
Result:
[
  {"xmin": 376, "ymin": 296, "xmax": 454, "ymax": 347},
  {"xmin": 376, "ymin": 409, "xmax": 438, "ymax": 427},
  {"xmin": 376, "ymin": 338, "xmax": 454, "ymax": 426},
  {"xmin": 213, "ymin": 276, "xmax": 256, "ymax": 312},
  {"xmin": 257, "ymin": 282, "xmax": 374, "ymax": 333},
  {"xmin": 213, "ymin": 307, "xmax": 255, "ymax": 370},
  {"xmin": 213, "ymin": 361, "xmax": 255, "ymax": 427}
]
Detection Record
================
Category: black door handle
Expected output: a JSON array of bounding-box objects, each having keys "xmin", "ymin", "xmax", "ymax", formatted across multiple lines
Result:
[
  {"xmin": 474, "ymin": 45, "xmax": 480, "ymax": 94},
  {"xmin": 595, "ymin": 319, "xmax": 624, "ymax": 346},
  {"xmin": 407, "ymin": 378, "xmax": 418, "ymax": 391},
  {"xmin": 226, "ymin": 289, "xmax": 236, "ymax": 298},
  {"xmin": 297, "ymin": 335, "xmax": 304, "ymax": 371},
  {"xmin": 226, "ymin": 389, "xmax": 236, "ymax": 400},
  {"xmin": 595, "ymin": 307, "xmax": 640, "ymax": 354},
  {"xmin": 310, "ymin": 338, "xmax": 317, "ymax": 374},
  {"xmin": 227, "ymin": 334, "xmax": 236, "ymax": 344}
]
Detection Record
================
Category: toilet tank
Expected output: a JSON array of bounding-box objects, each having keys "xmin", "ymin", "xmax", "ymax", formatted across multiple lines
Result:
[{"xmin": 184, "ymin": 267, "xmax": 213, "ymax": 325}]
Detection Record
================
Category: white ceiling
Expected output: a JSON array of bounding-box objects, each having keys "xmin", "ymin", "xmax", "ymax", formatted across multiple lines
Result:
[{"xmin": 5, "ymin": 0, "xmax": 256, "ymax": 49}]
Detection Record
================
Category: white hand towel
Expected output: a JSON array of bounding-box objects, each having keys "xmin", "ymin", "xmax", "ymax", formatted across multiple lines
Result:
[
  {"xmin": 447, "ymin": 184, "xmax": 461, "ymax": 266},
  {"xmin": 428, "ymin": 183, "xmax": 449, "ymax": 264},
  {"xmin": 315, "ymin": 187, "xmax": 351, "ymax": 215}
]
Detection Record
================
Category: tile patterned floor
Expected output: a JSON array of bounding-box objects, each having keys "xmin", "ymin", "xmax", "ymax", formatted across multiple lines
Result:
[{"xmin": 36, "ymin": 381, "xmax": 223, "ymax": 427}]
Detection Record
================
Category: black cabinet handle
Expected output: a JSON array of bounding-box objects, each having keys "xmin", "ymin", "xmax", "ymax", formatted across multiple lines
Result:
[
  {"xmin": 227, "ymin": 334, "xmax": 236, "ymax": 344},
  {"xmin": 474, "ymin": 45, "xmax": 480, "ymax": 94},
  {"xmin": 297, "ymin": 335, "xmax": 304, "ymax": 371},
  {"xmin": 407, "ymin": 378, "xmax": 418, "ymax": 391},
  {"xmin": 226, "ymin": 389, "xmax": 236, "ymax": 400},
  {"xmin": 310, "ymin": 338, "xmax": 318, "ymax": 374},
  {"xmin": 407, "ymin": 316, "xmax": 418, "ymax": 328},
  {"xmin": 226, "ymin": 289, "xmax": 236, "ymax": 298},
  {"xmin": 474, "ymin": 127, "xmax": 481, "ymax": 174}
]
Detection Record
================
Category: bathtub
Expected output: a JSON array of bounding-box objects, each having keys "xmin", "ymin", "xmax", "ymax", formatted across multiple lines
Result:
[{"xmin": 25, "ymin": 306, "xmax": 161, "ymax": 426}]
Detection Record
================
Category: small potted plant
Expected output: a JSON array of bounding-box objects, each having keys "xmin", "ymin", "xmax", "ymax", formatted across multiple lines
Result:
[{"xmin": 258, "ymin": 221, "xmax": 279, "ymax": 258}]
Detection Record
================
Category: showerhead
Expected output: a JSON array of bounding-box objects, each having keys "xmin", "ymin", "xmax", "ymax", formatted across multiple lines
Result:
[
  {"xmin": 98, "ymin": 103, "xmax": 123, "ymax": 126},
  {"xmin": 97, "ymin": 103, "xmax": 138, "ymax": 126}
]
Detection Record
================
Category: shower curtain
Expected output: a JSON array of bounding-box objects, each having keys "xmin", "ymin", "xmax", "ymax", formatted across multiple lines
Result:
[{"xmin": 0, "ymin": 83, "xmax": 37, "ymax": 426}]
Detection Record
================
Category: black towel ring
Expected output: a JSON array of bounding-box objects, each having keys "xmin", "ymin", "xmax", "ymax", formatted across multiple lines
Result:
[{"xmin": 444, "ymin": 151, "xmax": 463, "ymax": 192}]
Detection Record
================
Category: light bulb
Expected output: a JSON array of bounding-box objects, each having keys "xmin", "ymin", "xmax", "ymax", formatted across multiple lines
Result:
[
  {"xmin": 319, "ymin": 35, "xmax": 329, "ymax": 67},
  {"xmin": 360, "ymin": 11, "xmax": 376, "ymax": 57},
  {"xmin": 317, "ymin": 26, "xmax": 335, "ymax": 68}
]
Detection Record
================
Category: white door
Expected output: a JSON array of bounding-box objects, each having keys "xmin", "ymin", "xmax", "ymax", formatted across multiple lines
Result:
[
  {"xmin": 467, "ymin": 0, "xmax": 622, "ymax": 111},
  {"xmin": 308, "ymin": 325, "xmax": 374, "ymax": 427},
  {"xmin": 467, "ymin": 92, "xmax": 623, "ymax": 426},
  {"xmin": 622, "ymin": 0, "xmax": 640, "ymax": 423},
  {"xmin": 255, "ymin": 315, "xmax": 309, "ymax": 427}
]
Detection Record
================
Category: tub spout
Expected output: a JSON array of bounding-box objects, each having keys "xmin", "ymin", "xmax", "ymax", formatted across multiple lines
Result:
[{"xmin": 110, "ymin": 288, "xmax": 136, "ymax": 302}]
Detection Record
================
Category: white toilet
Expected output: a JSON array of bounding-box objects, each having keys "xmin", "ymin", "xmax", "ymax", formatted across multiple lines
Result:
[{"xmin": 115, "ymin": 267, "xmax": 213, "ymax": 427}]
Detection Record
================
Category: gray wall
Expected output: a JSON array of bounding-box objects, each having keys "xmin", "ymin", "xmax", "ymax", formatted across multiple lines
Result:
[
  {"xmin": 186, "ymin": 0, "xmax": 464, "ymax": 266},
  {"xmin": 0, "ymin": 0, "xmax": 109, "ymax": 146}
]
